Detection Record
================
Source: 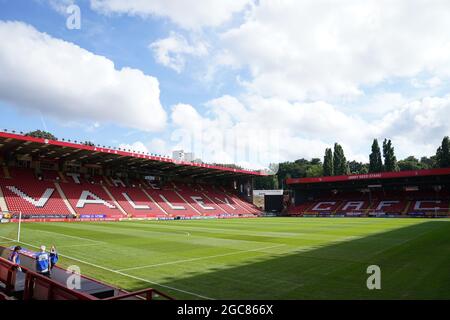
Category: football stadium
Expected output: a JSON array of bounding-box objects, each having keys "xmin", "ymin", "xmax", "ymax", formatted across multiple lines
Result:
[
  {"xmin": 0, "ymin": 130, "xmax": 449, "ymax": 301},
  {"xmin": 1, "ymin": 0, "xmax": 450, "ymax": 311}
]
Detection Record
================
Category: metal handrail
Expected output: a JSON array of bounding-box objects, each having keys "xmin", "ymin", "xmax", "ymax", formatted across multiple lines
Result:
[{"xmin": 103, "ymin": 288, "xmax": 175, "ymax": 300}]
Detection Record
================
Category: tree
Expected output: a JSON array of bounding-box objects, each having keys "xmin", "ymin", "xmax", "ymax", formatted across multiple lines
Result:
[
  {"xmin": 436, "ymin": 136, "xmax": 450, "ymax": 168},
  {"xmin": 333, "ymin": 143, "xmax": 348, "ymax": 175},
  {"xmin": 420, "ymin": 156, "xmax": 437, "ymax": 169},
  {"xmin": 25, "ymin": 130, "xmax": 57, "ymax": 140},
  {"xmin": 323, "ymin": 148, "xmax": 334, "ymax": 176},
  {"xmin": 276, "ymin": 158, "xmax": 325, "ymax": 187},
  {"xmin": 382, "ymin": 139, "xmax": 399, "ymax": 172},
  {"xmin": 348, "ymin": 161, "xmax": 369, "ymax": 174},
  {"xmin": 369, "ymin": 139, "xmax": 383, "ymax": 173},
  {"xmin": 254, "ymin": 175, "xmax": 278, "ymax": 190},
  {"xmin": 306, "ymin": 164, "xmax": 323, "ymax": 177},
  {"xmin": 398, "ymin": 156, "xmax": 423, "ymax": 171}
]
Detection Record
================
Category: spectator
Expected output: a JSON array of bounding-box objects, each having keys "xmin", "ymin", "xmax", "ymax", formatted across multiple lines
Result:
[
  {"xmin": 8, "ymin": 246, "xmax": 22, "ymax": 272},
  {"xmin": 35, "ymin": 245, "xmax": 51, "ymax": 278},
  {"xmin": 49, "ymin": 245, "xmax": 58, "ymax": 270}
]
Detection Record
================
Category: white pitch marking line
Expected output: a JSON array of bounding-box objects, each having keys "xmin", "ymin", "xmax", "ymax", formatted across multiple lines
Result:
[
  {"xmin": 118, "ymin": 244, "xmax": 286, "ymax": 272},
  {"xmin": 0, "ymin": 235, "xmax": 16, "ymax": 242},
  {"xmin": 7, "ymin": 238, "xmax": 213, "ymax": 300},
  {"xmin": 30, "ymin": 229, "xmax": 105, "ymax": 244},
  {"xmin": 57, "ymin": 243, "xmax": 103, "ymax": 248},
  {"xmin": 0, "ymin": 241, "xmax": 15, "ymax": 246}
]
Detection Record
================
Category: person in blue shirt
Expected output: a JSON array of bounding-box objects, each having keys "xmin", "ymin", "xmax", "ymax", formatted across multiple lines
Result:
[
  {"xmin": 49, "ymin": 245, "xmax": 58, "ymax": 270},
  {"xmin": 8, "ymin": 246, "xmax": 22, "ymax": 272},
  {"xmin": 35, "ymin": 245, "xmax": 51, "ymax": 278}
]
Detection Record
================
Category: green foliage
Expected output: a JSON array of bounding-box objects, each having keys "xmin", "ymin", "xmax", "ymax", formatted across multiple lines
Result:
[
  {"xmin": 323, "ymin": 148, "xmax": 333, "ymax": 176},
  {"xmin": 397, "ymin": 156, "xmax": 433, "ymax": 171},
  {"xmin": 436, "ymin": 136, "xmax": 450, "ymax": 168},
  {"xmin": 348, "ymin": 161, "xmax": 369, "ymax": 174},
  {"xmin": 25, "ymin": 130, "xmax": 57, "ymax": 140},
  {"xmin": 306, "ymin": 164, "xmax": 323, "ymax": 177},
  {"xmin": 333, "ymin": 143, "xmax": 348, "ymax": 175},
  {"xmin": 382, "ymin": 139, "xmax": 399, "ymax": 172},
  {"xmin": 369, "ymin": 139, "xmax": 383, "ymax": 173},
  {"xmin": 277, "ymin": 158, "xmax": 323, "ymax": 188},
  {"xmin": 273, "ymin": 136, "xmax": 446, "ymax": 184},
  {"xmin": 254, "ymin": 175, "xmax": 279, "ymax": 189},
  {"xmin": 420, "ymin": 156, "xmax": 437, "ymax": 169}
]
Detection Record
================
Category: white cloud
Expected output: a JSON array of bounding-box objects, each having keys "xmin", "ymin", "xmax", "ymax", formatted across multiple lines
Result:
[
  {"xmin": 118, "ymin": 138, "xmax": 170, "ymax": 157},
  {"xmin": 45, "ymin": 0, "xmax": 75, "ymax": 14},
  {"xmin": 118, "ymin": 141, "xmax": 149, "ymax": 153},
  {"xmin": 168, "ymin": 95, "xmax": 371, "ymax": 167},
  {"xmin": 167, "ymin": 92, "xmax": 450, "ymax": 168},
  {"xmin": 411, "ymin": 76, "xmax": 443, "ymax": 89},
  {"xmin": 356, "ymin": 93, "xmax": 408, "ymax": 117},
  {"xmin": 219, "ymin": 0, "xmax": 450, "ymax": 101},
  {"xmin": 0, "ymin": 21, "xmax": 167, "ymax": 132},
  {"xmin": 90, "ymin": 0, "xmax": 251, "ymax": 30},
  {"xmin": 149, "ymin": 32, "xmax": 208, "ymax": 73},
  {"xmin": 148, "ymin": 137, "xmax": 169, "ymax": 155},
  {"xmin": 375, "ymin": 96, "xmax": 450, "ymax": 155}
]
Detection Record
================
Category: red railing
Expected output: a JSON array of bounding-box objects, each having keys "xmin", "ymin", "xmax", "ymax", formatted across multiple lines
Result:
[
  {"xmin": 103, "ymin": 288, "xmax": 174, "ymax": 300},
  {"xmin": 0, "ymin": 257, "xmax": 17, "ymax": 295},
  {"xmin": 1, "ymin": 255, "xmax": 175, "ymax": 300},
  {"xmin": 22, "ymin": 271, "xmax": 97, "ymax": 300}
]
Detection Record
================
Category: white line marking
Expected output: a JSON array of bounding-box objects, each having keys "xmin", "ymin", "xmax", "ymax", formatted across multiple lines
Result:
[
  {"xmin": 0, "ymin": 241, "xmax": 15, "ymax": 246},
  {"xmin": 0, "ymin": 235, "xmax": 16, "ymax": 242},
  {"xmin": 57, "ymin": 243, "xmax": 103, "ymax": 248},
  {"xmin": 118, "ymin": 244, "xmax": 285, "ymax": 271},
  {"xmin": 29, "ymin": 229, "xmax": 105, "ymax": 244},
  {"xmin": 5, "ymin": 238, "xmax": 213, "ymax": 300}
]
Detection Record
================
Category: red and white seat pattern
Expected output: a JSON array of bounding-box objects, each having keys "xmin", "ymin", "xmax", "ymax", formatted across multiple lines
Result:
[
  {"xmin": 59, "ymin": 180, "xmax": 124, "ymax": 218},
  {"xmin": 0, "ymin": 168, "xmax": 261, "ymax": 219},
  {"xmin": 0, "ymin": 169, "xmax": 71, "ymax": 217},
  {"xmin": 107, "ymin": 184, "xmax": 167, "ymax": 218},
  {"xmin": 289, "ymin": 196, "xmax": 450, "ymax": 216},
  {"xmin": 200, "ymin": 185, "xmax": 254, "ymax": 215}
]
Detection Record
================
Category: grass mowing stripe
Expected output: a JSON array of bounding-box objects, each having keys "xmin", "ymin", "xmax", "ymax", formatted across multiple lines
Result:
[
  {"xmin": 25, "ymin": 228, "xmax": 106, "ymax": 244},
  {"xmin": 0, "ymin": 235, "xmax": 17, "ymax": 242},
  {"xmin": 118, "ymin": 244, "xmax": 286, "ymax": 271},
  {"xmin": 57, "ymin": 243, "xmax": 104, "ymax": 248},
  {"xmin": 7, "ymin": 217, "xmax": 449, "ymax": 299}
]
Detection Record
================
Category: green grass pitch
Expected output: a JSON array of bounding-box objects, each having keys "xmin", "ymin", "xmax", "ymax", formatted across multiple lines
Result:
[{"xmin": 1, "ymin": 217, "xmax": 449, "ymax": 299}]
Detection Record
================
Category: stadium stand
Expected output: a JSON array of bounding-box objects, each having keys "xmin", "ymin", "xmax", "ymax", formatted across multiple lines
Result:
[
  {"xmin": 58, "ymin": 180, "xmax": 126, "ymax": 218},
  {"xmin": 0, "ymin": 131, "xmax": 262, "ymax": 220},
  {"xmin": 172, "ymin": 182, "xmax": 224, "ymax": 216},
  {"xmin": 286, "ymin": 169, "xmax": 450, "ymax": 217},
  {"xmin": 107, "ymin": 185, "xmax": 167, "ymax": 218},
  {"xmin": 0, "ymin": 169, "xmax": 261, "ymax": 219},
  {"xmin": 0, "ymin": 168, "xmax": 73, "ymax": 218}
]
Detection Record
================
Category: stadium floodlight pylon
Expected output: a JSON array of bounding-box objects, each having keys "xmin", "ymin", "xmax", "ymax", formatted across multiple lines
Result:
[{"xmin": 0, "ymin": 211, "xmax": 22, "ymax": 243}]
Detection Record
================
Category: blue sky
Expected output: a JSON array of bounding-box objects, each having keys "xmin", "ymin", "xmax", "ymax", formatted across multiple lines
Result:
[{"xmin": 1, "ymin": 0, "xmax": 450, "ymax": 169}]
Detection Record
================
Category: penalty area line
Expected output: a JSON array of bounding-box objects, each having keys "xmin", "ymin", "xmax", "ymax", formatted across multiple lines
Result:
[{"xmin": 8, "ymin": 238, "xmax": 213, "ymax": 300}]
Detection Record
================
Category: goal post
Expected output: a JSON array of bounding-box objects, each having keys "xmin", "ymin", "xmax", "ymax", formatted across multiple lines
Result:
[{"xmin": 0, "ymin": 211, "xmax": 22, "ymax": 243}]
